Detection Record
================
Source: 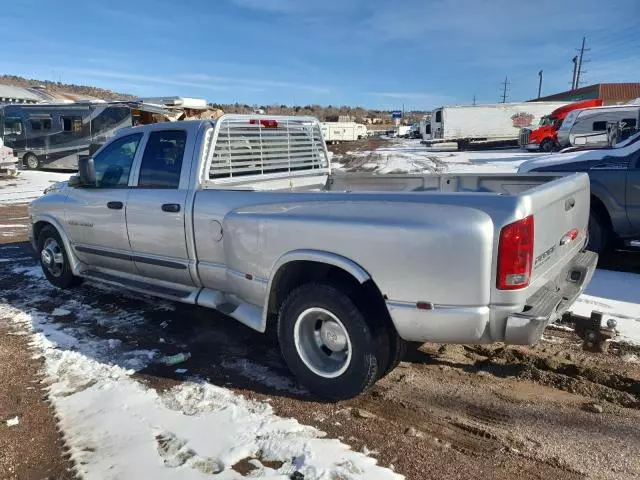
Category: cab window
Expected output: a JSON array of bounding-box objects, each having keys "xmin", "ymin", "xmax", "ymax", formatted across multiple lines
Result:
[
  {"xmin": 92, "ymin": 133, "xmax": 143, "ymax": 188},
  {"xmin": 137, "ymin": 130, "xmax": 187, "ymax": 188}
]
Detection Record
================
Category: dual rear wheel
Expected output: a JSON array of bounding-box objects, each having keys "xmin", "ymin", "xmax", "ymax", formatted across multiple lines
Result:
[{"xmin": 278, "ymin": 283, "xmax": 406, "ymax": 400}]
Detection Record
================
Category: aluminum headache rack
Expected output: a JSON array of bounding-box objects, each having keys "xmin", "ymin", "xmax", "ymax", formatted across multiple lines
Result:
[{"xmin": 203, "ymin": 115, "xmax": 330, "ymax": 184}]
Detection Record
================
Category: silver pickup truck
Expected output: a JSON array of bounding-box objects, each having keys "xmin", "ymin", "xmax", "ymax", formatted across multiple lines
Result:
[{"xmin": 29, "ymin": 115, "xmax": 597, "ymax": 399}]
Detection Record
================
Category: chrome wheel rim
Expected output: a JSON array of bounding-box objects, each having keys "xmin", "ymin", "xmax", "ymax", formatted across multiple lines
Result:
[
  {"xmin": 293, "ymin": 307, "xmax": 352, "ymax": 378},
  {"xmin": 41, "ymin": 238, "xmax": 64, "ymax": 277},
  {"xmin": 26, "ymin": 156, "xmax": 38, "ymax": 169}
]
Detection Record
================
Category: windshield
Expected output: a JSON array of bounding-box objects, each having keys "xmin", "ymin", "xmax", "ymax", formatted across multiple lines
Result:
[{"xmin": 539, "ymin": 115, "xmax": 556, "ymax": 127}]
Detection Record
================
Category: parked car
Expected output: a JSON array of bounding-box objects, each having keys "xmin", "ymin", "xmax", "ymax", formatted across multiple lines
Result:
[
  {"xmin": 519, "ymin": 99, "xmax": 603, "ymax": 152},
  {"xmin": 557, "ymin": 104, "xmax": 640, "ymax": 148},
  {"xmin": 519, "ymin": 131, "xmax": 640, "ymax": 253},
  {"xmin": 30, "ymin": 115, "xmax": 596, "ymax": 399}
]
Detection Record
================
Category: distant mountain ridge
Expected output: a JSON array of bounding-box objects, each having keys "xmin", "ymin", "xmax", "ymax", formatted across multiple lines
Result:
[
  {"xmin": 0, "ymin": 74, "xmax": 427, "ymax": 124},
  {"xmin": 0, "ymin": 75, "xmax": 135, "ymax": 101}
]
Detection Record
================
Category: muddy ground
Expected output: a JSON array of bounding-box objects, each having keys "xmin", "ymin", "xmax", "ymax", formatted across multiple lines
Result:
[{"xmin": 1, "ymin": 203, "xmax": 639, "ymax": 479}]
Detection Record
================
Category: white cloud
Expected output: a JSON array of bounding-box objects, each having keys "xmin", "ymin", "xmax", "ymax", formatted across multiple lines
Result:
[
  {"xmin": 367, "ymin": 92, "xmax": 458, "ymax": 108},
  {"xmin": 179, "ymin": 73, "xmax": 330, "ymax": 94}
]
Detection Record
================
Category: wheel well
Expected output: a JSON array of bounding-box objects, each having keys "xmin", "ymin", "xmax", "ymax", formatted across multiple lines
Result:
[
  {"xmin": 590, "ymin": 195, "xmax": 613, "ymax": 231},
  {"xmin": 266, "ymin": 260, "xmax": 392, "ymax": 330},
  {"xmin": 32, "ymin": 221, "xmax": 53, "ymax": 245}
]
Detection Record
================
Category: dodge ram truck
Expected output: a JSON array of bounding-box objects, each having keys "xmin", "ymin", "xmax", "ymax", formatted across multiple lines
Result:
[{"xmin": 30, "ymin": 115, "xmax": 597, "ymax": 399}]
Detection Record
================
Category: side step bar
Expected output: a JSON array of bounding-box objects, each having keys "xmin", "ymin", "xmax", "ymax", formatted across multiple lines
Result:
[
  {"xmin": 81, "ymin": 269, "xmax": 197, "ymax": 302},
  {"xmin": 81, "ymin": 269, "xmax": 265, "ymax": 332}
]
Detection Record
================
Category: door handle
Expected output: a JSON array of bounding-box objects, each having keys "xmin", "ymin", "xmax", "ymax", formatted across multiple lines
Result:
[
  {"xmin": 161, "ymin": 203, "xmax": 181, "ymax": 213},
  {"xmin": 107, "ymin": 201, "xmax": 123, "ymax": 210}
]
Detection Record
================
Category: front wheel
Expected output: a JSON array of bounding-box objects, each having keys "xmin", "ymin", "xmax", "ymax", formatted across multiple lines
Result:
[
  {"xmin": 37, "ymin": 226, "xmax": 82, "ymax": 289},
  {"xmin": 23, "ymin": 153, "xmax": 40, "ymax": 170},
  {"xmin": 539, "ymin": 138, "xmax": 555, "ymax": 153},
  {"xmin": 278, "ymin": 283, "xmax": 381, "ymax": 400}
]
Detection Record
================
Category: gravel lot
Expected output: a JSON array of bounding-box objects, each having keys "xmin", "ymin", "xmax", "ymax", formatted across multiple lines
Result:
[{"xmin": 1, "ymin": 203, "xmax": 639, "ymax": 479}]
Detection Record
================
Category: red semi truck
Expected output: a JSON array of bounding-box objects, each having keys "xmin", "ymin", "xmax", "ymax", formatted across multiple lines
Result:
[{"xmin": 519, "ymin": 99, "xmax": 603, "ymax": 152}]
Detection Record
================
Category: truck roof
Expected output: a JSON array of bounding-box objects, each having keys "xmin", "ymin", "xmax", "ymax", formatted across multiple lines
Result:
[{"xmin": 549, "ymin": 99, "xmax": 603, "ymax": 118}]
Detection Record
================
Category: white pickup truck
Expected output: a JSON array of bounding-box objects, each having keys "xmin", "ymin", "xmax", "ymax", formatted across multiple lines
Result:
[{"xmin": 30, "ymin": 115, "xmax": 597, "ymax": 399}]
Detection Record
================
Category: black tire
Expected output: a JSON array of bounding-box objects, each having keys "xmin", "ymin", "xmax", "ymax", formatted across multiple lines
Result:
[
  {"xmin": 539, "ymin": 138, "xmax": 555, "ymax": 153},
  {"xmin": 373, "ymin": 320, "xmax": 408, "ymax": 380},
  {"xmin": 587, "ymin": 211, "xmax": 608, "ymax": 254},
  {"xmin": 278, "ymin": 283, "xmax": 381, "ymax": 400},
  {"xmin": 37, "ymin": 225, "xmax": 82, "ymax": 289},
  {"xmin": 23, "ymin": 153, "xmax": 40, "ymax": 170}
]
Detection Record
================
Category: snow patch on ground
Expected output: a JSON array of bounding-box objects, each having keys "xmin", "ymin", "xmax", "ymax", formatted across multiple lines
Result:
[
  {"xmin": 570, "ymin": 269, "xmax": 640, "ymax": 345},
  {"xmin": 1, "ymin": 287, "xmax": 400, "ymax": 479},
  {"xmin": 0, "ymin": 170, "xmax": 71, "ymax": 204},
  {"xmin": 222, "ymin": 358, "xmax": 307, "ymax": 395}
]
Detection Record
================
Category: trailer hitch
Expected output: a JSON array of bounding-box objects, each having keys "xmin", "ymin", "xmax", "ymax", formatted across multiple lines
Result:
[{"xmin": 561, "ymin": 311, "xmax": 617, "ymax": 353}]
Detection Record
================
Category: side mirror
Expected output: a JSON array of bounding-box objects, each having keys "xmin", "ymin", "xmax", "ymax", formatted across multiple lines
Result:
[
  {"xmin": 78, "ymin": 156, "xmax": 96, "ymax": 186},
  {"xmin": 68, "ymin": 175, "xmax": 82, "ymax": 187}
]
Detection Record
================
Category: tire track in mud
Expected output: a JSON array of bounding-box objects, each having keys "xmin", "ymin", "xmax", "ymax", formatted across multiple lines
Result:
[
  {"xmin": 467, "ymin": 346, "xmax": 640, "ymax": 408},
  {"xmin": 351, "ymin": 394, "xmax": 515, "ymax": 456}
]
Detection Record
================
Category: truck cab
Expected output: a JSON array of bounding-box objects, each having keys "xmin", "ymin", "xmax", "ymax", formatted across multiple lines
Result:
[{"xmin": 520, "ymin": 99, "xmax": 603, "ymax": 152}]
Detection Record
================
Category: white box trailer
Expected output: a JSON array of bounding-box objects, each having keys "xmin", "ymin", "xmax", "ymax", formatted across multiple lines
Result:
[
  {"xmin": 320, "ymin": 122, "xmax": 368, "ymax": 143},
  {"xmin": 427, "ymin": 102, "xmax": 569, "ymax": 149}
]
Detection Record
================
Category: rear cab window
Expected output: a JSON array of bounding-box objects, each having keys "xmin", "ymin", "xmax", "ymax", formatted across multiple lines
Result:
[{"xmin": 137, "ymin": 130, "xmax": 187, "ymax": 188}]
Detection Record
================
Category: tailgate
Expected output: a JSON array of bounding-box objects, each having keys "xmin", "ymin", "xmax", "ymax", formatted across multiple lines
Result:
[{"xmin": 527, "ymin": 173, "xmax": 590, "ymax": 289}]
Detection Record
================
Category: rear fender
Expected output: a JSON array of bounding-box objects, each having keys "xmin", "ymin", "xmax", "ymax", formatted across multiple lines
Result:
[{"xmin": 261, "ymin": 249, "xmax": 371, "ymax": 330}]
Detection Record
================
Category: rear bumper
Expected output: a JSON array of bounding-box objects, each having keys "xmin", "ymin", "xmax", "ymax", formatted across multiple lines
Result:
[
  {"xmin": 386, "ymin": 250, "xmax": 598, "ymax": 345},
  {"xmin": 504, "ymin": 249, "xmax": 598, "ymax": 344}
]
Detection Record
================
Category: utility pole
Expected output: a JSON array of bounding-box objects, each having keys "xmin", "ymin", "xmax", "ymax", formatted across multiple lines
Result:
[
  {"xmin": 537, "ymin": 70, "xmax": 543, "ymax": 99},
  {"xmin": 472, "ymin": 94, "xmax": 476, "ymax": 106},
  {"xmin": 571, "ymin": 56, "xmax": 579, "ymax": 90},
  {"xmin": 576, "ymin": 36, "xmax": 589, "ymax": 88},
  {"xmin": 500, "ymin": 76, "xmax": 510, "ymax": 103}
]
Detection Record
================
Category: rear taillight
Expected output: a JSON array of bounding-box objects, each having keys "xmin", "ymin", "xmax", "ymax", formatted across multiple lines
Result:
[{"xmin": 497, "ymin": 215, "xmax": 534, "ymax": 290}]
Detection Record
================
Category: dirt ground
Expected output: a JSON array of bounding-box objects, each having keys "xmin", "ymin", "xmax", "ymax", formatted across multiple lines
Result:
[
  {"xmin": 1, "ymin": 203, "xmax": 639, "ymax": 479},
  {"xmin": 0, "ymin": 318, "xmax": 74, "ymax": 479}
]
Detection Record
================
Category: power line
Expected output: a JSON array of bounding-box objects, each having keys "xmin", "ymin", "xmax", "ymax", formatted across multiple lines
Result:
[{"xmin": 500, "ymin": 75, "xmax": 510, "ymax": 103}]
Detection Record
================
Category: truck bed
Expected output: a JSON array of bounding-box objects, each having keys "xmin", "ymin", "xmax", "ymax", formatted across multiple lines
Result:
[{"xmin": 327, "ymin": 172, "xmax": 564, "ymax": 195}]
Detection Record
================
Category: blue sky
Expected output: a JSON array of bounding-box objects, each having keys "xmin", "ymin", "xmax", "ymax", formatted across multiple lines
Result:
[{"xmin": 2, "ymin": 0, "xmax": 639, "ymax": 109}]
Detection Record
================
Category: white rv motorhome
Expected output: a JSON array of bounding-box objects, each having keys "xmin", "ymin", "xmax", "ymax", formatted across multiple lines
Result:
[
  {"xmin": 557, "ymin": 104, "xmax": 640, "ymax": 148},
  {"xmin": 320, "ymin": 122, "xmax": 368, "ymax": 143}
]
